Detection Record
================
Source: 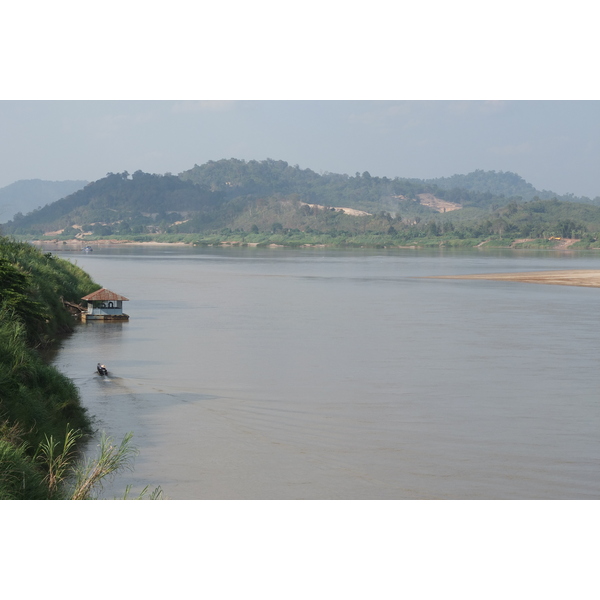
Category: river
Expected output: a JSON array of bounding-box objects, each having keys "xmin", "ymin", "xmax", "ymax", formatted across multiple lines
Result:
[{"xmin": 50, "ymin": 245, "xmax": 600, "ymax": 499}]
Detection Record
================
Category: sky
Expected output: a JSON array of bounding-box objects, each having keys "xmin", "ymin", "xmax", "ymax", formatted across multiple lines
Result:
[
  {"xmin": 2, "ymin": 2, "xmax": 599, "ymax": 199},
  {"xmin": 1, "ymin": 100, "xmax": 600, "ymax": 198}
]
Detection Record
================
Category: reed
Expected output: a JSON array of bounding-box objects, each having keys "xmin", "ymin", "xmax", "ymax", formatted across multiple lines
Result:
[
  {"xmin": 0, "ymin": 439, "xmax": 49, "ymax": 500},
  {"xmin": 34, "ymin": 426, "xmax": 82, "ymax": 498},
  {"xmin": 69, "ymin": 432, "xmax": 138, "ymax": 500}
]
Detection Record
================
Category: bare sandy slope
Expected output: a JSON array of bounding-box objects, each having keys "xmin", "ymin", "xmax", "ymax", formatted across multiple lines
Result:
[
  {"xmin": 428, "ymin": 270, "xmax": 600, "ymax": 288},
  {"xmin": 300, "ymin": 201, "xmax": 371, "ymax": 216},
  {"xmin": 416, "ymin": 193, "xmax": 462, "ymax": 213}
]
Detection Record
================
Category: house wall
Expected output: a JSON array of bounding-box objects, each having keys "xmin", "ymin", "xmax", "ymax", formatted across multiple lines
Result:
[
  {"xmin": 89, "ymin": 307, "xmax": 123, "ymax": 315},
  {"xmin": 87, "ymin": 300, "xmax": 124, "ymax": 315}
]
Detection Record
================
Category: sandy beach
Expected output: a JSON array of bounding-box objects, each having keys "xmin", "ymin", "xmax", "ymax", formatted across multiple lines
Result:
[{"xmin": 429, "ymin": 270, "xmax": 600, "ymax": 288}]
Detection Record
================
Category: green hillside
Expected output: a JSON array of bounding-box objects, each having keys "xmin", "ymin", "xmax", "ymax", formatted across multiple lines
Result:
[
  {"xmin": 426, "ymin": 169, "xmax": 600, "ymax": 205},
  {"xmin": 1, "ymin": 161, "xmax": 444, "ymax": 237},
  {"xmin": 3, "ymin": 171, "xmax": 223, "ymax": 237},
  {"xmin": 2, "ymin": 160, "xmax": 517, "ymax": 236},
  {"xmin": 3, "ymin": 159, "xmax": 600, "ymax": 248},
  {"xmin": 0, "ymin": 238, "xmax": 99, "ymax": 499},
  {"xmin": 179, "ymin": 159, "xmax": 521, "ymax": 213}
]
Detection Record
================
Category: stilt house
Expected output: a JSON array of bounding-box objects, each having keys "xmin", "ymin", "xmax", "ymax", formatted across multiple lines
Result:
[{"xmin": 81, "ymin": 288, "xmax": 129, "ymax": 322}]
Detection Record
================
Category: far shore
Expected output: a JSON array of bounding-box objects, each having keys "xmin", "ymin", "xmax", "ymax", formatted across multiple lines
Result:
[
  {"xmin": 428, "ymin": 270, "xmax": 600, "ymax": 288},
  {"xmin": 30, "ymin": 238, "xmax": 415, "ymax": 249},
  {"xmin": 32, "ymin": 239, "xmax": 190, "ymax": 247}
]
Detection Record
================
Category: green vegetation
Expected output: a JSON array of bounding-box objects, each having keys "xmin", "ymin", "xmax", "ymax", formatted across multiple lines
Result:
[
  {"xmin": 0, "ymin": 237, "xmax": 130, "ymax": 499},
  {"xmin": 4, "ymin": 159, "xmax": 600, "ymax": 250},
  {"xmin": 425, "ymin": 169, "xmax": 600, "ymax": 205},
  {"xmin": 0, "ymin": 239, "xmax": 100, "ymax": 346},
  {"xmin": 70, "ymin": 431, "xmax": 162, "ymax": 500}
]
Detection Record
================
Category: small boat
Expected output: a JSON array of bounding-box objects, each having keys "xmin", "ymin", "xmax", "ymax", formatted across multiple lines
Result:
[
  {"xmin": 83, "ymin": 246, "xmax": 93, "ymax": 252},
  {"xmin": 97, "ymin": 363, "xmax": 108, "ymax": 376}
]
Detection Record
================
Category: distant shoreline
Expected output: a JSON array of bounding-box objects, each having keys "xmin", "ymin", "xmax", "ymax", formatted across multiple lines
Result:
[
  {"xmin": 30, "ymin": 239, "xmax": 421, "ymax": 249},
  {"xmin": 31, "ymin": 239, "xmax": 190, "ymax": 247},
  {"xmin": 428, "ymin": 270, "xmax": 600, "ymax": 288}
]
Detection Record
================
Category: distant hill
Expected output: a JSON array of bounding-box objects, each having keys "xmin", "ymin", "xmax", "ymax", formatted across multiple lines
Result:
[
  {"xmin": 425, "ymin": 169, "xmax": 600, "ymax": 205},
  {"xmin": 2, "ymin": 161, "xmax": 451, "ymax": 236},
  {"xmin": 0, "ymin": 179, "xmax": 88, "ymax": 223},
  {"xmin": 1, "ymin": 171, "xmax": 221, "ymax": 236},
  {"xmin": 178, "ymin": 158, "xmax": 497, "ymax": 214},
  {"xmin": 4, "ymin": 160, "xmax": 600, "ymax": 246}
]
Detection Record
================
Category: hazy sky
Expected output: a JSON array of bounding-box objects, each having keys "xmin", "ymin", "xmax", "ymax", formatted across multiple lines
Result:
[
  {"xmin": 2, "ymin": 3, "xmax": 599, "ymax": 199},
  {"xmin": 1, "ymin": 100, "xmax": 600, "ymax": 198}
]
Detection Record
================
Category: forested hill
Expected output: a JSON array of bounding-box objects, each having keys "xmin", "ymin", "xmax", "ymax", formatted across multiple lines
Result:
[
  {"xmin": 4, "ymin": 160, "xmax": 516, "ymax": 236},
  {"xmin": 3, "ymin": 159, "xmax": 600, "ymax": 248},
  {"xmin": 178, "ymin": 158, "xmax": 519, "ymax": 212},
  {"xmin": 0, "ymin": 179, "xmax": 88, "ymax": 224},
  {"xmin": 3, "ymin": 171, "xmax": 222, "ymax": 236},
  {"xmin": 180, "ymin": 158, "xmax": 432, "ymax": 211},
  {"xmin": 425, "ymin": 170, "xmax": 600, "ymax": 205}
]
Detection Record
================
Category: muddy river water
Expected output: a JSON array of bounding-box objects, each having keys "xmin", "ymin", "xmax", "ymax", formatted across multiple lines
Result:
[{"xmin": 51, "ymin": 246, "xmax": 600, "ymax": 499}]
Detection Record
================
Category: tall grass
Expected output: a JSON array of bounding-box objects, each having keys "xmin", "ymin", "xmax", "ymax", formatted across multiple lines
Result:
[
  {"xmin": 1, "ymin": 425, "xmax": 163, "ymax": 500},
  {"xmin": 70, "ymin": 432, "xmax": 138, "ymax": 500},
  {"xmin": 34, "ymin": 426, "xmax": 82, "ymax": 497},
  {"xmin": 33, "ymin": 429, "xmax": 163, "ymax": 500},
  {"xmin": 0, "ymin": 236, "xmax": 97, "ymax": 499},
  {"xmin": 0, "ymin": 314, "xmax": 91, "ymax": 447},
  {"xmin": 0, "ymin": 439, "xmax": 49, "ymax": 500}
]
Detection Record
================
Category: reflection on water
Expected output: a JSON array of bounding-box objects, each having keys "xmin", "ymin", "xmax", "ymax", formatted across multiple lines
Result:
[{"xmin": 52, "ymin": 247, "xmax": 600, "ymax": 499}]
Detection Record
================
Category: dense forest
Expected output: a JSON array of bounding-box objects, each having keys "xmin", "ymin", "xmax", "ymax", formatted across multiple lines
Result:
[
  {"xmin": 3, "ymin": 159, "xmax": 600, "ymax": 249},
  {"xmin": 425, "ymin": 169, "xmax": 600, "ymax": 205}
]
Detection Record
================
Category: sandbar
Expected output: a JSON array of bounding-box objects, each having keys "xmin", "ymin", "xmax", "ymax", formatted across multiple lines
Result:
[{"xmin": 429, "ymin": 270, "xmax": 600, "ymax": 288}]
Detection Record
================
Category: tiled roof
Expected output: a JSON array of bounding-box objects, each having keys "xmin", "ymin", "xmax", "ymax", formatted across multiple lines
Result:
[{"xmin": 81, "ymin": 288, "xmax": 129, "ymax": 302}]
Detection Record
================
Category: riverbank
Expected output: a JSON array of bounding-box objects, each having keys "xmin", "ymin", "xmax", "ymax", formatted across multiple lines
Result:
[
  {"xmin": 23, "ymin": 232, "xmax": 600, "ymax": 251},
  {"xmin": 0, "ymin": 238, "xmax": 99, "ymax": 499},
  {"xmin": 429, "ymin": 269, "xmax": 600, "ymax": 288}
]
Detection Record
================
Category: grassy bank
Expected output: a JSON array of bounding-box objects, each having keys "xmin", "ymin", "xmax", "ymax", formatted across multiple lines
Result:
[{"xmin": 0, "ymin": 238, "xmax": 100, "ymax": 499}]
